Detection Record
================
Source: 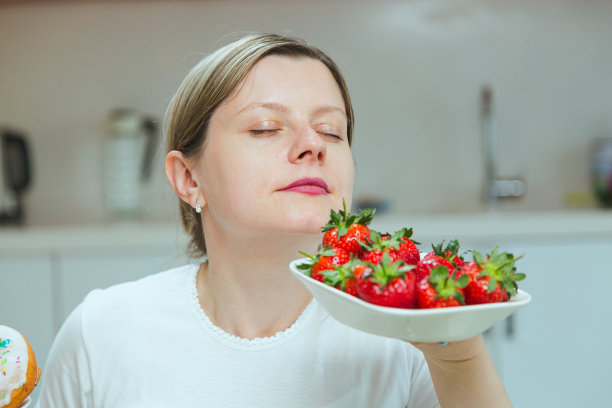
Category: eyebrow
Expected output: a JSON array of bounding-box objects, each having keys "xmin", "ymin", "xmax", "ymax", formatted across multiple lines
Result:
[{"xmin": 237, "ymin": 102, "xmax": 346, "ymax": 118}]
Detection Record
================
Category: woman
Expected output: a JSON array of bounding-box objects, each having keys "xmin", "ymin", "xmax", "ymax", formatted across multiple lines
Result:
[{"xmin": 37, "ymin": 33, "xmax": 512, "ymax": 407}]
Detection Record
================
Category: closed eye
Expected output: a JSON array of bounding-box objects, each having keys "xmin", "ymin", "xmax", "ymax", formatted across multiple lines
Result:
[
  {"xmin": 249, "ymin": 129, "xmax": 280, "ymax": 136},
  {"xmin": 320, "ymin": 132, "xmax": 343, "ymax": 141}
]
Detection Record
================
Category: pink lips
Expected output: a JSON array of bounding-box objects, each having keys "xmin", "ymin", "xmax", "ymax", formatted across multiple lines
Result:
[{"xmin": 281, "ymin": 177, "xmax": 329, "ymax": 195}]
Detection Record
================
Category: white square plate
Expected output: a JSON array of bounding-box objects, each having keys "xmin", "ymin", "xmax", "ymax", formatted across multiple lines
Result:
[{"xmin": 289, "ymin": 258, "xmax": 531, "ymax": 342}]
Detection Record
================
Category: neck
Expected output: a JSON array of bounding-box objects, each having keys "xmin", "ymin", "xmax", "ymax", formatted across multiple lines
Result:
[{"xmin": 197, "ymin": 230, "xmax": 319, "ymax": 340}]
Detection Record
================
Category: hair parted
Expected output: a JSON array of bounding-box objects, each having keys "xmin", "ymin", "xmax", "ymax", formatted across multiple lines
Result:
[{"xmin": 164, "ymin": 32, "xmax": 354, "ymax": 258}]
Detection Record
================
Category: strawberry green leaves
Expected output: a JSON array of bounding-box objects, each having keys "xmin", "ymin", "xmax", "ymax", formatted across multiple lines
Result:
[
  {"xmin": 321, "ymin": 200, "xmax": 374, "ymax": 239},
  {"xmin": 471, "ymin": 247, "xmax": 525, "ymax": 296},
  {"xmin": 428, "ymin": 266, "xmax": 469, "ymax": 304}
]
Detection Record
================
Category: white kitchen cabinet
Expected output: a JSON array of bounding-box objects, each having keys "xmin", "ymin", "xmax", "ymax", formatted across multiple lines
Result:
[
  {"xmin": 0, "ymin": 255, "xmax": 56, "ymax": 405},
  {"xmin": 492, "ymin": 238, "xmax": 612, "ymax": 408},
  {"xmin": 0, "ymin": 255, "xmax": 55, "ymax": 367}
]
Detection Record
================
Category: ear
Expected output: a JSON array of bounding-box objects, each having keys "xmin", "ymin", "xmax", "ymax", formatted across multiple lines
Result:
[{"xmin": 165, "ymin": 150, "xmax": 205, "ymax": 210}]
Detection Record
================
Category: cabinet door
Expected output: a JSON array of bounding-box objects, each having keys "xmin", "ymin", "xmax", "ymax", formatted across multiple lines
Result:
[
  {"xmin": 0, "ymin": 255, "xmax": 55, "ymax": 404},
  {"xmin": 0, "ymin": 255, "xmax": 55, "ymax": 365},
  {"xmin": 497, "ymin": 238, "xmax": 612, "ymax": 408},
  {"xmin": 56, "ymin": 249, "xmax": 189, "ymax": 328}
]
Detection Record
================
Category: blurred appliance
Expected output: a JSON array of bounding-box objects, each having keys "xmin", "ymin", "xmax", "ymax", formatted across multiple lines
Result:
[
  {"xmin": 592, "ymin": 137, "xmax": 612, "ymax": 207},
  {"xmin": 103, "ymin": 109, "xmax": 158, "ymax": 217},
  {"xmin": 0, "ymin": 128, "xmax": 32, "ymax": 225}
]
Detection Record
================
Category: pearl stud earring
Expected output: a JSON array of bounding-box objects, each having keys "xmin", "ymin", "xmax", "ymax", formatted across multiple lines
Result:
[{"xmin": 195, "ymin": 199, "xmax": 201, "ymax": 214}]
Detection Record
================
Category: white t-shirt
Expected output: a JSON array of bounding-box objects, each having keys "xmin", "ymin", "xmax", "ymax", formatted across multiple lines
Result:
[{"xmin": 35, "ymin": 265, "xmax": 440, "ymax": 408}]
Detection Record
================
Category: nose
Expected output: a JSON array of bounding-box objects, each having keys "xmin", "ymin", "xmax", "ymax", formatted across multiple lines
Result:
[{"xmin": 288, "ymin": 124, "xmax": 326, "ymax": 164}]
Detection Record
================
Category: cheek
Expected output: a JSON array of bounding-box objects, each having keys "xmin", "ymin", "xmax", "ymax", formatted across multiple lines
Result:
[
  {"xmin": 200, "ymin": 149, "xmax": 268, "ymax": 211},
  {"xmin": 337, "ymin": 151, "xmax": 355, "ymax": 202}
]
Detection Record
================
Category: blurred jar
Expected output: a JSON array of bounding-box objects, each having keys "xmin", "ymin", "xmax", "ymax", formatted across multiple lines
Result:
[
  {"xmin": 103, "ymin": 109, "xmax": 158, "ymax": 218},
  {"xmin": 592, "ymin": 137, "xmax": 612, "ymax": 208}
]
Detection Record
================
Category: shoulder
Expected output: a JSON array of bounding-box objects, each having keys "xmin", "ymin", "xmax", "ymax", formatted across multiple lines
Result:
[
  {"xmin": 84, "ymin": 263, "xmax": 197, "ymax": 305},
  {"xmin": 79, "ymin": 264, "xmax": 199, "ymax": 331}
]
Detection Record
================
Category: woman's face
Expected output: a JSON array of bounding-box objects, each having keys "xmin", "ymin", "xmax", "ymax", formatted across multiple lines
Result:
[{"xmin": 195, "ymin": 55, "xmax": 354, "ymax": 237}]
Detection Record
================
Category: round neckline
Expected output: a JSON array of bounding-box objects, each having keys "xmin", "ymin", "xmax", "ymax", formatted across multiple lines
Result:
[{"xmin": 187, "ymin": 264, "xmax": 317, "ymax": 351}]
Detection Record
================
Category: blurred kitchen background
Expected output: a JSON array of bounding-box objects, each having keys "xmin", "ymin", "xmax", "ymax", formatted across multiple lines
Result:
[{"xmin": 1, "ymin": 0, "xmax": 611, "ymax": 406}]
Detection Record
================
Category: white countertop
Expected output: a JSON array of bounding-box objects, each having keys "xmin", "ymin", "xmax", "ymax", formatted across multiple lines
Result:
[
  {"xmin": 0, "ymin": 221, "xmax": 190, "ymax": 254},
  {"xmin": 1, "ymin": 210, "xmax": 611, "ymax": 253},
  {"xmin": 371, "ymin": 209, "xmax": 612, "ymax": 242}
]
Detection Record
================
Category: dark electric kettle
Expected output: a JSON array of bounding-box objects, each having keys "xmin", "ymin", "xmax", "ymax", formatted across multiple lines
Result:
[{"xmin": 0, "ymin": 128, "xmax": 32, "ymax": 225}]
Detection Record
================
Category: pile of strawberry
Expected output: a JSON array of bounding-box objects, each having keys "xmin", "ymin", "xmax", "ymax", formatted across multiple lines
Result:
[{"xmin": 298, "ymin": 203, "xmax": 526, "ymax": 309}]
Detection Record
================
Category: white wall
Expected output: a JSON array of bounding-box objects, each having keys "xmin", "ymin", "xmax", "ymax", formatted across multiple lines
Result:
[{"xmin": 1, "ymin": 0, "xmax": 611, "ymax": 226}]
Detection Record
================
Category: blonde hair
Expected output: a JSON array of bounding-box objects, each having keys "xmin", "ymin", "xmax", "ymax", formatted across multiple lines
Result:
[{"xmin": 165, "ymin": 33, "xmax": 354, "ymax": 258}]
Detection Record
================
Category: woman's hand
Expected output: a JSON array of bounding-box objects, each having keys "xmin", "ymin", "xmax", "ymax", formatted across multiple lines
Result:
[{"xmin": 409, "ymin": 335, "xmax": 513, "ymax": 408}]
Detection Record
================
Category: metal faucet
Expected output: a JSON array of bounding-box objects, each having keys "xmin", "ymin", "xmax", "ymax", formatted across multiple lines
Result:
[{"xmin": 481, "ymin": 86, "xmax": 526, "ymax": 206}]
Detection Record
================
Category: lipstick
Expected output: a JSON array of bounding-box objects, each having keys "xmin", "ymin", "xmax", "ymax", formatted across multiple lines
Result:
[{"xmin": 281, "ymin": 177, "xmax": 329, "ymax": 195}]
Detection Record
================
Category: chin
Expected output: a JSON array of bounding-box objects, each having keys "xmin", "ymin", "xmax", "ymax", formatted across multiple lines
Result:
[
  {"xmin": 283, "ymin": 204, "xmax": 330, "ymax": 233},
  {"xmin": 267, "ymin": 193, "xmax": 348, "ymax": 234}
]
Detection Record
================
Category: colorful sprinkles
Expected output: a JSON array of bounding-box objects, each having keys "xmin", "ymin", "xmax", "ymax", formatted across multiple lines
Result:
[{"xmin": 0, "ymin": 337, "xmax": 13, "ymax": 377}]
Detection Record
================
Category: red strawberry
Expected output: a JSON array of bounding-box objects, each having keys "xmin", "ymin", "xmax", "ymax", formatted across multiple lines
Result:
[
  {"xmin": 322, "ymin": 200, "xmax": 374, "ymax": 256},
  {"xmin": 298, "ymin": 246, "xmax": 351, "ymax": 283},
  {"xmin": 432, "ymin": 239, "xmax": 465, "ymax": 269},
  {"xmin": 344, "ymin": 263, "xmax": 371, "ymax": 297},
  {"xmin": 415, "ymin": 254, "xmax": 455, "ymax": 283},
  {"xmin": 416, "ymin": 266, "xmax": 469, "ymax": 308},
  {"xmin": 361, "ymin": 228, "xmax": 420, "ymax": 266},
  {"xmin": 415, "ymin": 239, "xmax": 464, "ymax": 282},
  {"xmin": 357, "ymin": 252, "xmax": 417, "ymax": 308},
  {"xmin": 463, "ymin": 247, "xmax": 525, "ymax": 305},
  {"xmin": 321, "ymin": 259, "xmax": 371, "ymax": 297}
]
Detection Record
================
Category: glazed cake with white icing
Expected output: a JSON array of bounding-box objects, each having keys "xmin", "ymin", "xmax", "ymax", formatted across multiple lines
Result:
[{"xmin": 0, "ymin": 326, "xmax": 40, "ymax": 408}]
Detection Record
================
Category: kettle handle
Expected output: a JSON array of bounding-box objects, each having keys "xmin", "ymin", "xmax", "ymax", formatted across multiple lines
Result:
[
  {"xmin": 3, "ymin": 131, "xmax": 32, "ymax": 193},
  {"xmin": 141, "ymin": 118, "xmax": 158, "ymax": 181}
]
